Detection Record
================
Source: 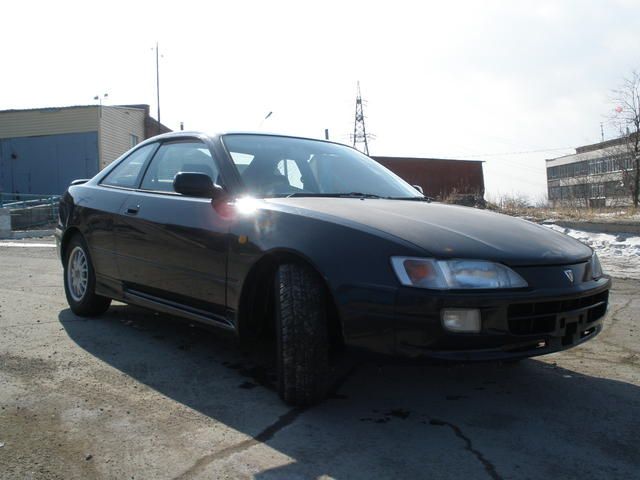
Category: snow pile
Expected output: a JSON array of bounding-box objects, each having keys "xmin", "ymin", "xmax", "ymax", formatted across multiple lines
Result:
[{"xmin": 544, "ymin": 224, "xmax": 640, "ymax": 280}]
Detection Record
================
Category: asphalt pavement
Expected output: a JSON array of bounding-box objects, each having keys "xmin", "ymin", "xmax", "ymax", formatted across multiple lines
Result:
[{"xmin": 0, "ymin": 238, "xmax": 638, "ymax": 479}]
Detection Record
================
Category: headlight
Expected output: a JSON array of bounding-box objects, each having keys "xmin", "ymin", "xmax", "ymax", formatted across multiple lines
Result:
[
  {"xmin": 391, "ymin": 257, "xmax": 528, "ymax": 290},
  {"xmin": 591, "ymin": 251, "xmax": 604, "ymax": 279}
]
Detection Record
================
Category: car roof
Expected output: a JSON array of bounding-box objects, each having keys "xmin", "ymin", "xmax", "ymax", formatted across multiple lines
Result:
[{"xmin": 143, "ymin": 131, "xmax": 350, "ymax": 149}]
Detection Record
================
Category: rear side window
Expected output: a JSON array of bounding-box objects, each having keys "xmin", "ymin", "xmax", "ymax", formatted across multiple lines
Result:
[
  {"xmin": 101, "ymin": 144, "xmax": 156, "ymax": 188},
  {"xmin": 140, "ymin": 141, "xmax": 219, "ymax": 193}
]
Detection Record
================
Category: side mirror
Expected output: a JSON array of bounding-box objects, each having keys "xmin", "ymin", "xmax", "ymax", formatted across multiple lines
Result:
[
  {"xmin": 412, "ymin": 184, "xmax": 424, "ymax": 194},
  {"xmin": 70, "ymin": 179, "xmax": 90, "ymax": 186},
  {"xmin": 173, "ymin": 172, "xmax": 224, "ymax": 199}
]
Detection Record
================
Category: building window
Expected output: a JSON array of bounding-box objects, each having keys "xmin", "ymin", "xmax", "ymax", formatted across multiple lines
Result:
[
  {"xmin": 130, "ymin": 134, "xmax": 139, "ymax": 147},
  {"xmin": 549, "ymin": 186, "xmax": 561, "ymax": 200},
  {"xmin": 590, "ymin": 184, "xmax": 604, "ymax": 197}
]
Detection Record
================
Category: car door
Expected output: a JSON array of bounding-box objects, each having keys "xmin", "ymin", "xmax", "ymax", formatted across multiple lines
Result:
[
  {"xmin": 89, "ymin": 142, "xmax": 158, "ymax": 283},
  {"xmin": 115, "ymin": 139, "xmax": 230, "ymax": 323}
]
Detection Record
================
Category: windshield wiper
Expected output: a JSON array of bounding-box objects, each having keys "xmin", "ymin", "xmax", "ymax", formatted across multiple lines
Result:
[
  {"xmin": 271, "ymin": 192, "xmax": 433, "ymax": 202},
  {"xmin": 338, "ymin": 192, "xmax": 382, "ymax": 198},
  {"xmin": 281, "ymin": 192, "xmax": 382, "ymax": 199},
  {"xmin": 386, "ymin": 195, "xmax": 433, "ymax": 202},
  {"xmin": 282, "ymin": 193, "xmax": 337, "ymax": 198},
  {"xmin": 279, "ymin": 192, "xmax": 431, "ymax": 201}
]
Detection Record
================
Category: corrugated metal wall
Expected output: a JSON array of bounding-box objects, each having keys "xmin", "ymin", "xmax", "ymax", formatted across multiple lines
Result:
[
  {"xmin": 0, "ymin": 132, "xmax": 99, "ymax": 195},
  {"xmin": 372, "ymin": 157, "xmax": 485, "ymax": 200},
  {"xmin": 0, "ymin": 107, "xmax": 99, "ymax": 138},
  {"xmin": 99, "ymin": 107, "xmax": 145, "ymax": 168},
  {"xmin": 0, "ymin": 105, "xmax": 148, "ymax": 194}
]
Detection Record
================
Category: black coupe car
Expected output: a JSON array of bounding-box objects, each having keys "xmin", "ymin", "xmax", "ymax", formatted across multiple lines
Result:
[{"xmin": 57, "ymin": 132, "xmax": 611, "ymax": 405}]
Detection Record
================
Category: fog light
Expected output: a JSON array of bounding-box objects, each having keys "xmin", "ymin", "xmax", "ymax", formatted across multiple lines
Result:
[{"xmin": 442, "ymin": 309, "xmax": 481, "ymax": 333}]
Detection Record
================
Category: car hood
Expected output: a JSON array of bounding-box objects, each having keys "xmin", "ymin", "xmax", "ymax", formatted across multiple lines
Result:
[{"xmin": 265, "ymin": 198, "xmax": 592, "ymax": 266}]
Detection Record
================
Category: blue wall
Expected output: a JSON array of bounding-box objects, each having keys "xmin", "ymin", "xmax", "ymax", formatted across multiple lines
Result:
[{"xmin": 0, "ymin": 131, "xmax": 99, "ymax": 195}]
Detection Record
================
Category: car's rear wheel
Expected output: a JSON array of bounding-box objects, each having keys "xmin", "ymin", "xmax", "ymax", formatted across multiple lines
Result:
[
  {"xmin": 275, "ymin": 263, "xmax": 330, "ymax": 406},
  {"xmin": 63, "ymin": 235, "xmax": 111, "ymax": 316}
]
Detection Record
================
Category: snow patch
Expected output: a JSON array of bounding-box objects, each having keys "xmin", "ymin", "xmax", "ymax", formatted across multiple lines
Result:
[{"xmin": 544, "ymin": 224, "xmax": 640, "ymax": 280}]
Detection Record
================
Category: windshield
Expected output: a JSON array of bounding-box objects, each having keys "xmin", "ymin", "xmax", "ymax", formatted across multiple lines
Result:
[{"xmin": 222, "ymin": 134, "xmax": 422, "ymax": 199}]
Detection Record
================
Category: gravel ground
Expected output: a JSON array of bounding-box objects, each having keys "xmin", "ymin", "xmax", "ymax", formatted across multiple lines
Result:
[{"xmin": 0, "ymin": 240, "xmax": 639, "ymax": 479}]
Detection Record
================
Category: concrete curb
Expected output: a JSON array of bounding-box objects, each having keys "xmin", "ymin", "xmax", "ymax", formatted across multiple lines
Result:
[
  {"xmin": 552, "ymin": 221, "xmax": 640, "ymax": 235},
  {"xmin": 1, "ymin": 229, "xmax": 56, "ymax": 240},
  {"xmin": 0, "ymin": 208, "xmax": 10, "ymax": 239}
]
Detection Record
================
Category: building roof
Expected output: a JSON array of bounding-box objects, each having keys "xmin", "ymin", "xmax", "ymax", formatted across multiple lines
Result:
[
  {"xmin": 545, "ymin": 146, "xmax": 617, "ymax": 168},
  {"xmin": 371, "ymin": 155, "xmax": 484, "ymax": 163},
  {"xmin": 574, "ymin": 132, "xmax": 638, "ymax": 154},
  {"xmin": 0, "ymin": 104, "xmax": 172, "ymax": 137},
  {"xmin": 0, "ymin": 104, "xmax": 147, "ymax": 114},
  {"xmin": 546, "ymin": 132, "xmax": 638, "ymax": 167},
  {"xmin": 546, "ymin": 138, "xmax": 635, "ymax": 167}
]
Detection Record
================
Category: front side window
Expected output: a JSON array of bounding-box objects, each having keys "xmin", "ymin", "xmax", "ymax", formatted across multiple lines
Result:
[
  {"xmin": 222, "ymin": 134, "xmax": 420, "ymax": 198},
  {"xmin": 140, "ymin": 141, "xmax": 219, "ymax": 193},
  {"xmin": 101, "ymin": 143, "xmax": 156, "ymax": 188}
]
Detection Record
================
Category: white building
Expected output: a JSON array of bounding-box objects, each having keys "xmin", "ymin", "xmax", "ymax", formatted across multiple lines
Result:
[{"xmin": 546, "ymin": 137, "xmax": 636, "ymax": 207}]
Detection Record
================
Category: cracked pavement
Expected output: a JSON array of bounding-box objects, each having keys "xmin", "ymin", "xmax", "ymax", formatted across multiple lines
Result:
[{"xmin": 1, "ymin": 240, "xmax": 639, "ymax": 479}]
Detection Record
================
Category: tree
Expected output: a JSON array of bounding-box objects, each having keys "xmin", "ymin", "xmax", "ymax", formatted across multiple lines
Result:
[{"xmin": 610, "ymin": 71, "xmax": 640, "ymax": 208}]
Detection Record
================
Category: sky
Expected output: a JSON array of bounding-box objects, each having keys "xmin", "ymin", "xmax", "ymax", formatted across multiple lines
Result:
[{"xmin": 2, "ymin": 0, "xmax": 639, "ymax": 202}]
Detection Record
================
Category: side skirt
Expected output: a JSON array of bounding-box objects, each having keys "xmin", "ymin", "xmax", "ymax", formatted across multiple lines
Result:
[
  {"xmin": 122, "ymin": 288, "xmax": 236, "ymax": 332},
  {"xmin": 95, "ymin": 275, "xmax": 236, "ymax": 333}
]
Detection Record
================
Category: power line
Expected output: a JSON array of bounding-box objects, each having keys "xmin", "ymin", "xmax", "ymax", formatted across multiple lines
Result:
[
  {"xmin": 461, "ymin": 146, "xmax": 575, "ymax": 158},
  {"xmin": 488, "ymin": 160, "xmax": 545, "ymax": 174}
]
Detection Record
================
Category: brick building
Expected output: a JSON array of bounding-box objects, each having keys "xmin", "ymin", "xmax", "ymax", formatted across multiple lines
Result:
[{"xmin": 372, "ymin": 156, "xmax": 485, "ymax": 202}]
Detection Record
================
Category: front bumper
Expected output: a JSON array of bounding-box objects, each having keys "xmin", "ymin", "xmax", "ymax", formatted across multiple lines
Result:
[{"xmin": 341, "ymin": 276, "xmax": 611, "ymax": 362}]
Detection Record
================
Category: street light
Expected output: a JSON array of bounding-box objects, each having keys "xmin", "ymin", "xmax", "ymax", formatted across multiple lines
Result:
[
  {"xmin": 93, "ymin": 93, "xmax": 108, "ymax": 106},
  {"xmin": 94, "ymin": 93, "xmax": 108, "ymax": 118},
  {"xmin": 260, "ymin": 111, "xmax": 273, "ymax": 128}
]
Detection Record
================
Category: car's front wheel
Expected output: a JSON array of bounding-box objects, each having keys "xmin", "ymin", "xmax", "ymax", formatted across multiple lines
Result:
[
  {"xmin": 275, "ymin": 263, "xmax": 330, "ymax": 406},
  {"xmin": 63, "ymin": 235, "xmax": 111, "ymax": 316}
]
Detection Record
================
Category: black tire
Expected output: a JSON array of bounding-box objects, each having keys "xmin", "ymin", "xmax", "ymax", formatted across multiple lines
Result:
[
  {"xmin": 275, "ymin": 263, "xmax": 330, "ymax": 406},
  {"xmin": 63, "ymin": 235, "xmax": 111, "ymax": 317}
]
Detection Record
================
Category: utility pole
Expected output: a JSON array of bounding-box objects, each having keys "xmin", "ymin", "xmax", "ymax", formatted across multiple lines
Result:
[
  {"xmin": 155, "ymin": 42, "xmax": 161, "ymax": 131},
  {"xmin": 600, "ymin": 122, "xmax": 604, "ymax": 142},
  {"xmin": 351, "ymin": 81, "xmax": 374, "ymax": 155}
]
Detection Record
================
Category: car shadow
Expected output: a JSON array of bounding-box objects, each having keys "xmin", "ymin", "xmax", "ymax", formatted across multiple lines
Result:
[{"xmin": 59, "ymin": 305, "xmax": 640, "ymax": 479}]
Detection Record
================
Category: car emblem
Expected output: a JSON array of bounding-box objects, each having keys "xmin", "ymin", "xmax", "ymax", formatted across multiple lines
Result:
[{"xmin": 564, "ymin": 269, "xmax": 574, "ymax": 283}]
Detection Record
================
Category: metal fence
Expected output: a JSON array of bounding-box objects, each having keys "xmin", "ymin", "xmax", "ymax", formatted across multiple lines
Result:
[{"xmin": 0, "ymin": 193, "xmax": 60, "ymax": 229}]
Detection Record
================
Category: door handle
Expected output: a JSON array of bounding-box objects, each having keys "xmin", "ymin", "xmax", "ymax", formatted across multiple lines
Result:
[{"xmin": 125, "ymin": 206, "xmax": 140, "ymax": 216}]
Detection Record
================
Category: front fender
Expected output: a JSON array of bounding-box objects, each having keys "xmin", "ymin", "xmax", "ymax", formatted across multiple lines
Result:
[{"xmin": 226, "ymin": 207, "xmax": 424, "ymax": 351}]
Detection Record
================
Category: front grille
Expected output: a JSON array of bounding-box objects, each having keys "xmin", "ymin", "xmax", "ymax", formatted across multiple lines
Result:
[
  {"xmin": 509, "ymin": 315, "xmax": 556, "ymax": 335},
  {"xmin": 507, "ymin": 291, "xmax": 608, "ymax": 335}
]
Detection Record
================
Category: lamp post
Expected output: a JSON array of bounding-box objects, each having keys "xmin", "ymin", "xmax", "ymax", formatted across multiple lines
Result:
[
  {"xmin": 93, "ymin": 93, "xmax": 108, "ymax": 117},
  {"xmin": 152, "ymin": 42, "xmax": 162, "ymax": 129}
]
